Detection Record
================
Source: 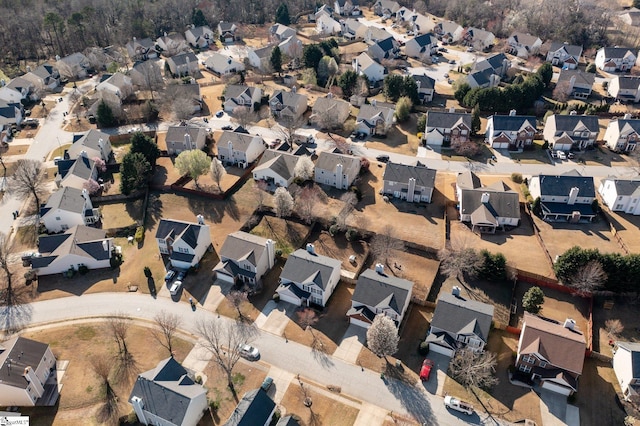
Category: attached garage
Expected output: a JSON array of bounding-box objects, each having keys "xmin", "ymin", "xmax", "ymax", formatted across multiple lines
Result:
[
  {"xmin": 277, "ymin": 292, "xmax": 302, "ymax": 306},
  {"xmin": 215, "ymin": 271, "xmax": 234, "ymax": 283},
  {"xmin": 349, "ymin": 317, "xmax": 372, "ymax": 329},
  {"xmin": 541, "ymin": 381, "xmax": 572, "ymax": 396},
  {"xmin": 427, "ymin": 343, "xmax": 454, "ymax": 357},
  {"xmin": 492, "ymin": 141, "xmax": 509, "ymax": 149}
]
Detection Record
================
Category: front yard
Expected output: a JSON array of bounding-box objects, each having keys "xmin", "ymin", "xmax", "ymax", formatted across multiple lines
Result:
[{"xmin": 280, "ymin": 381, "xmax": 360, "ymax": 426}]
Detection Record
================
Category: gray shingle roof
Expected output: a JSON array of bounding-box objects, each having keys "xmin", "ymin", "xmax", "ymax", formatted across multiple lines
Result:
[
  {"xmin": 41, "ymin": 187, "xmax": 87, "ymax": 216},
  {"xmin": 460, "ymin": 183, "xmax": 520, "ymax": 220},
  {"xmin": 170, "ymin": 52, "xmax": 198, "ymax": 67},
  {"xmin": 412, "ymin": 74, "xmax": 435, "ymax": 90},
  {"xmin": 606, "ymin": 178, "xmax": 640, "ymax": 197},
  {"xmin": 510, "ymin": 32, "xmax": 540, "ymax": 47},
  {"xmin": 489, "ymin": 114, "xmax": 537, "ymax": 132},
  {"xmin": 602, "ymin": 47, "xmax": 635, "ymax": 59},
  {"xmin": 547, "ymin": 114, "xmax": 599, "ymax": 133},
  {"xmin": 351, "ymin": 268, "xmax": 413, "ymax": 317},
  {"xmin": 224, "ymin": 84, "xmax": 256, "ymax": 100},
  {"xmin": 219, "ymin": 231, "xmax": 270, "ymax": 267},
  {"xmin": 431, "ymin": 292, "xmax": 494, "ymax": 342},
  {"xmin": 254, "ymin": 149, "xmax": 300, "ymax": 181},
  {"xmin": 280, "ymin": 248, "xmax": 341, "ymax": 290},
  {"xmin": 0, "ymin": 337, "xmax": 49, "ymax": 390},
  {"xmin": 218, "ymin": 130, "xmax": 263, "ymax": 152},
  {"xmin": 615, "ymin": 76, "xmax": 640, "ymax": 90},
  {"xmin": 72, "ymin": 129, "xmax": 110, "ymax": 153},
  {"xmin": 165, "ymin": 125, "xmax": 207, "ymax": 144},
  {"xmin": 456, "ymin": 171, "xmax": 481, "ymax": 190},
  {"xmin": 224, "ymin": 389, "xmax": 275, "ymax": 426},
  {"xmin": 383, "ymin": 162, "xmax": 436, "ymax": 188},
  {"xmin": 156, "ymin": 219, "xmax": 203, "ymax": 249},
  {"xmin": 485, "ymin": 53, "xmax": 509, "ymax": 71},
  {"xmin": 549, "ymin": 42, "xmax": 583, "ymax": 57},
  {"xmin": 252, "ymin": 45, "xmax": 274, "ymax": 59},
  {"xmin": 425, "ymin": 111, "xmax": 471, "ymax": 128},
  {"xmin": 61, "ymin": 155, "xmax": 95, "ymax": 180},
  {"xmin": 537, "ymin": 171, "xmax": 595, "ymax": 197},
  {"xmin": 33, "ymin": 225, "xmax": 110, "ymax": 268},
  {"xmin": 410, "ymin": 33, "xmax": 438, "ymax": 47},
  {"xmin": 315, "ymin": 151, "xmax": 361, "ymax": 174},
  {"xmin": 557, "ymin": 69, "xmax": 595, "ymax": 86}
]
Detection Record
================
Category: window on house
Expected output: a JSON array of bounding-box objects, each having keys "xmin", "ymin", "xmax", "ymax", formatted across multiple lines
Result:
[
  {"xmin": 523, "ymin": 354, "xmax": 535, "ymax": 364},
  {"xmin": 616, "ymin": 204, "xmax": 624, "ymax": 210},
  {"xmin": 539, "ymin": 361, "xmax": 547, "ymax": 368},
  {"xmin": 519, "ymin": 364, "xmax": 532, "ymax": 373}
]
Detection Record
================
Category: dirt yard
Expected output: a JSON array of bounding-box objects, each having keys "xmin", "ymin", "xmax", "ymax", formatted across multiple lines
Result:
[
  {"xmin": 20, "ymin": 323, "xmax": 193, "ymax": 424},
  {"xmin": 354, "ymin": 164, "xmax": 446, "ymax": 250},
  {"xmin": 396, "ymin": 305, "xmax": 434, "ymax": 373},
  {"xmin": 199, "ymin": 83, "xmax": 225, "ymax": 114},
  {"xmin": 602, "ymin": 207, "xmax": 640, "ymax": 253},
  {"xmin": 592, "ymin": 297, "xmax": 640, "ymax": 356},
  {"xmin": 576, "ymin": 358, "xmax": 627, "ymax": 426},
  {"xmin": 364, "ymin": 115, "xmax": 421, "ymax": 156},
  {"xmin": 98, "ymin": 200, "xmax": 143, "ymax": 229},
  {"xmin": 249, "ymin": 215, "xmax": 311, "ymax": 255},
  {"xmin": 280, "ymin": 381, "xmax": 360, "ymax": 426},
  {"xmin": 306, "ymin": 229, "xmax": 367, "ymax": 273}
]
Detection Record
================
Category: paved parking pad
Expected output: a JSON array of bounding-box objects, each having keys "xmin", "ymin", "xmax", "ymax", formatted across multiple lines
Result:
[
  {"xmin": 539, "ymin": 389, "xmax": 579, "ymax": 426},
  {"xmin": 257, "ymin": 300, "xmax": 296, "ymax": 336},
  {"xmin": 422, "ymin": 352, "xmax": 451, "ymax": 396},
  {"xmin": 266, "ymin": 366, "xmax": 295, "ymax": 404},
  {"xmin": 334, "ymin": 324, "xmax": 366, "ymax": 364}
]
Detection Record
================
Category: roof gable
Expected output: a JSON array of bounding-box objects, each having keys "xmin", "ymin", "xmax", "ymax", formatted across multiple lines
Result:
[{"xmin": 431, "ymin": 292, "xmax": 494, "ymax": 342}]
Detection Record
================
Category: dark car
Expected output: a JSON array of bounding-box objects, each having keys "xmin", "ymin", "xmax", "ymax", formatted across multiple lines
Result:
[
  {"xmin": 221, "ymin": 125, "xmax": 233, "ymax": 130},
  {"xmin": 376, "ymin": 154, "xmax": 390, "ymax": 163},
  {"xmin": 215, "ymin": 110, "xmax": 224, "ymax": 118},
  {"xmin": 164, "ymin": 270, "xmax": 176, "ymax": 282},
  {"xmin": 261, "ymin": 376, "xmax": 273, "ymax": 391},
  {"xmin": 176, "ymin": 270, "xmax": 187, "ymax": 281}
]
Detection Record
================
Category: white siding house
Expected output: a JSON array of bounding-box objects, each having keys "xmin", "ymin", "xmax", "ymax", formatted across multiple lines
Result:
[
  {"xmin": 598, "ymin": 178, "xmax": 640, "ymax": 215},
  {"xmin": 155, "ymin": 218, "xmax": 212, "ymax": 270}
]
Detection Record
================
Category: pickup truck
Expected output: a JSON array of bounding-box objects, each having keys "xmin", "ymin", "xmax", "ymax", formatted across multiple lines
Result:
[{"xmin": 444, "ymin": 396, "xmax": 474, "ymax": 415}]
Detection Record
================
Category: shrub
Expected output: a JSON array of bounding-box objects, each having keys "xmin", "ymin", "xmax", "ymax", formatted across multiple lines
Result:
[
  {"xmin": 78, "ymin": 264, "xmax": 89, "ymax": 275},
  {"xmin": 541, "ymin": 140, "xmax": 549, "ymax": 149},
  {"xmin": 195, "ymin": 375, "xmax": 203, "ymax": 384},
  {"xmin": 272, "ymin": 293, "xmax": 280, "ymax": 302},
  {"xmin": 418, "ymin": 341, "xmax": 429, "ymax": 356},
  {"xmin": 110, "ymin": 253, "xmax": 123, "ymax": 268},
  {"xmin": 135, "ymin": 226, "xmax": 144, "ymax": 242},
  {"xmin": 349, "ymin": 185, "xmax": 362, "ymax": 201},
  {"xmin": 329, "ymin": 224, "xmax": 340, "ymax": 236},
  {"xmin": 275, "ymin": 249, "xmax": 283, "ymax": 257},
  {"xmin": 144, "ymin": 266, "xmax": 152, "ymax": 278},
  {"xmin": 345, "ymin": 228, "xmax": 359, "ymax": 241},
  {"xmin": 511, "ymin": 173, "xmax": 523, "ymax": 184}
]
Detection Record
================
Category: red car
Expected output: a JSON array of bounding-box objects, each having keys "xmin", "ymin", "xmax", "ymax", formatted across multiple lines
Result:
[{"xmin": 420, "ymin": 359, "xmax": 434, "ymax": 381}]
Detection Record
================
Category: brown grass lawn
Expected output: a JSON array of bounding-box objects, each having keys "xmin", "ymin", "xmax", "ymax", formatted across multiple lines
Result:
[
  {"xmin": 29, "ymin": 101, "xmax": 56, "ymax": 119},
  {"xmin": 592, "ymin": 298, "xmax": 640, "ymax": 355},
  {"xmin": 602, "ymin": 207, "xmax": 640, "ymax": 253},
  {"xmin": 364, "ymin": 115, "xmax": 420, "ymax": 156},
  {"xmin": 200, "ymin": 84, "xmax": 225, "ymax": 114},
  {"xmin": 202, "ymin": 360, "xmax": 269, "ymax": 425},
  {"xmin": 510, "ymin": 140, "xmax": 553, "ymax": 164},
  {"xmin": 21, "ymin": 323, "xmax": 193, "ymax": 423},
  {"xmin": 354, "ymin": 165, "xmax": 445, "ymax": 250},
  {"xmin": 280, "ymin": 382, "xmax": 360, "ymax": 426},
  {"xmin": 184, "ymin": 165, "xmax": 247, "ymax": 194},
  {"xmin": 305, "ymin": 229, "xmax": 367, "ymax": 273},
  {"xmin": 533, "ymin": 214, "xmax": 626, "ymax": 262},
  {"xmin": 63, "ymin": 118, "xmax": 93, "ymax": 133},
  {"xmin": 2, "ymin": 142, "xmax": 30, "ymax": 157},
  {"xmin": 396, "ymin": 305, "xmax": 434, "ymax": 373},
  {"xmin": 249, "ymin": 216, "xmax": 311, "ymax": 255},
  {"xmin": 98, "ymin": 200, "xmax": 143, "ymax": 229},
  {"xmin": 575, "ymin": 358, "xmax": 627, "ymax": 426},
  {"xmin": 151, "ymin": 157, "xmax": 183, "ymax": 187}
]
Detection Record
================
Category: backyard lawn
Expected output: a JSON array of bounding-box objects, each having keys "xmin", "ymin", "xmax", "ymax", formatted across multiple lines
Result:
[
  {"xmin": 98, "ymin": 200, "xmax": 143, "ymax": 229},
  {"xmin": 249, "ymin": 215, "xmax": 311, "ymax": 255},
  {"xmin": 306, "ymin": 229, "xmax": 367, "ymax": 274}
]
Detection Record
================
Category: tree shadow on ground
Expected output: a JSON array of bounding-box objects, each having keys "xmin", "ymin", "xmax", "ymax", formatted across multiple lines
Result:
[{"xmin": 383, "ymin": 372, "xmax": 437, "ymax": 425}]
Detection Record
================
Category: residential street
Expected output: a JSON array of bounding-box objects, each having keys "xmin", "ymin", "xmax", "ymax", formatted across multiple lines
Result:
[{"xmin": 1, "ymin": 292, "xmax": 512, "ymax": 425}]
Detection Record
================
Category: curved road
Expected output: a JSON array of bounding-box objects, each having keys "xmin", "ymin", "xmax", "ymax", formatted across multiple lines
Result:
[{"xmin": 1, "ymin": 292, "xmax": 506, "ymax": 426}]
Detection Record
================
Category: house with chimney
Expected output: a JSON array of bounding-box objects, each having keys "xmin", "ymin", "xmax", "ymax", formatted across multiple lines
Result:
[
  {"xmin": 252, "ymin": 149, "xmax": 303, "ymax": 188},
  {"xmin": 126, "ymin": 37, "xmax": 158, "ymax": 61},
  {"xmin": 598, "ymin": 178, "xmax": 640, "ymax": 215},
  {"xmin": 40, "ymin": 187, "xmax": 100, "ymax": 233},
  {"xmin": 546, "ymin": 42, "xmax": 582, "ymax": 70},
  {"xmin": 276, "ymin": 245, "xmax": 341, "ymax": 307},
  {"xmin": 165, "ymin": 125, "xmax": 208, "ymax": 155},
  {"xmin": 316, "ymin": 13, "xmax": 341, "ymax": 36},
  {"xmin": 217, "ymin": 130, "xmax": 265, "ymax": 168},
  {"xmin": 456, "ymin": 171, "xmax": 520, "ymax": 233},
  {"xmin": 382, "ymin": 161, "xmax": 436, "ymax": 203},
  {"xmin": 507, "ymin": 32, "xmax": 542, "ymax": 58},
  {"xmin": 412, "ymin": 74, "xmax": 435, "ymax": 103},
  {"xmin": 314, "ymin": 151, "xmax": 361, "ymax": 189},
  {"xmin": 347, "ymin": 265, "xmax": 413, "ymax": 328},
  {"xmin": 341, "ymin": 18, "xmax": 368, "ymax": 41},
  {"xmin": 556, "ymin": 69, "xmax": 594, "ymax": 100},
  {"xmin": 185, "ymin": 25, "xmax": 214, "ymax": 48},
  {"xmin": 352, "ymin": 52, "xmax": 386, "ymax": 83},
  {"xmin": 155, "ymin": 217, "xmax": 212, "ymax": 270},
  {"xmin": 472, "ymin": 53, "xmax": 511, "ymax": 78},
  {"xmin": 485, "ymin": 111, "xmax": 537, "ymax": 150},
  {"xmin": 463, "ymin": 27, "xmax": 495, "ymax": 51},
  {"xmin": 528, "ymin": 170, "xmax": 596, "ymax": 222},
  {"xmin": 67, "ymin": 129, "xmax": 113, "ymax": 162},
  {"xmin": 608, "ymin": 76, "xmax": 640, "ymax": 103},
  {"xmin": 96, "ymin": 72, "xmax": 133, "ymax": 103},
  {"xmin": 426, "ymin": 287, "xmax": 494, "ymax": 357},
  {"xmin": 31, "ymin": 226, "xmax": 114, "ymax": 276},
  {"xmin": 542, "ymin": 113, "xmax": 599, "ymax": 151},
  {"xmin": 613, "ymin": 341, "xmax": 640, "ymax": 401},
  {"xmin": 355, "ymin": 101, "xmax": 395, "ymax": 136},
  {"xmin": 166, "ymin": 52, "xmax": 200, "ymax": 77},
  {"xmin": 404, "ymin": 33, "xmax": 438, "ymax": 60},
  {"xmin": 0, "ymin": 77, "xmax": 35, "ymax": 103},
  {"xmin": 213, "ymin": 231, "xmax": 276, "ymax": 286},
  {"xmin": 434, "ymin": 21, "xmax": 464, "ymax": 44},
  {"xmin": 516, "ymin": 313, "xmax": 586, "ymax": 396},
  {"xmin": 595, "ymin": 47, "xmax": 637, "ymax": 72},
  {"xmin": 269, "ymin": 90, "xmax": 308, "ymax": 121},
  {"xmin": 0, "ymin": 337, "xmax": 59, "ymax": 406},
  {"xmin": 223, "ymin": 84, "xmax": 262, "ymax": 113},
  {"xmin": 603, "ymin": 115, "xmax": 640, "ymax": 152},
  {"xmin": 373, "ymin": 0, "xmax": 400, "ymax": 18},
  {"xmin": 129, "ymin": 357, "xmax": 207, "ymax": 426},
  {"xmin": 423, "ymin": 109, "xmax": 472, "ymax": 147},
  {"xmin": 270, "ymin": 24, "xmax": 297, "ymax": 42}
]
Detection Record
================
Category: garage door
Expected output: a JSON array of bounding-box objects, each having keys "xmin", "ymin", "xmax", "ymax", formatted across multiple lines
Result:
[
  {"xmin": 428, "ymin": 343, "xmax": 454, "ymax": 357},
  {"xmin": 278, "ymin": 292, "xmax": 302, "ymax": 306},
  {"xmin": 493, "ymin": 142, "xmax": 509, "ymax": 149},
  {"xmin": 349, "ymin": 317, "xmax": 371, "ymax": 329},
  {"xmin": 541, "ymin": 381, "xmax": 572, "ymax": 395},
  {"xmin": 215, "ymin": 272, "xmax": 234, "ymax": 283}
]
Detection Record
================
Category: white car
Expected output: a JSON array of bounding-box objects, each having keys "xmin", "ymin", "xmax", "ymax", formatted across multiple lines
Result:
[
  {"xmin": 238, "ymin": 344, "xmax": 260, "ymax": 360},
  {"xmin": 556, "ymin": 150, "xmax": 567, "ymax": 160},
  {"xmin": 444, "ymin": 396, "xmax": 474, "ymax": 415},
  {"xmin": 169, "ymin": 280, "xmax": 182, "ymax": 296}
]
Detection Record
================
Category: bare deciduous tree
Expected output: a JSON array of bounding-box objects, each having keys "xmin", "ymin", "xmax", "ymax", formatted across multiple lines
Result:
[
  {"xmin": 567, "ymin": 260, "xmax": 607, "ymax": 295},
  {"xmin": 451, "ymin": 135, "xmax": 480, "ymax": 157},
  {"xmin": 232, "ymin": 106, "xmax": 258, "ymax": 129},
  {"xmin": 108, "ymin": 313, "xmax": 138, "ymax": 384},
  {"xmin": 0, "ymin": 232, "xmax": 15, "ymax": 307},
  {"xmin": 172, "ymin": 96, "xmax": 196, "ymax": 121},
  {"xmin": 295, "ymin": 185, "xmax": 320, "ymax": 224},
  {"xmin": 366, "ymin": 315, "xmax": 399, "ymax": 363},
  {"xmin": 293, "ymin": 155, "xmax": 314, "ymax": 181},
  {"xmin": 274, "ymin": 187, "xmax": 294, "ymax": 217},
  {"xmin": 253, "ymin": 180, "xmax": 269, "ymax": 211},
  {"xmin": 438, "ymin": 238, "xmax": 483, "ymax": 283},
  {"xmin": 210, "ymin": 158, "xmax": 226, "ymax": 191},
  {"xmin": 91, "ymin": 354, "xmax": 120, "ymax": 425},
  {"xmin": 152, "ymin": 310, "xmax": 182, "ymax": 356},
  {"xmin": 336, "ymin": 192, "xmax": 358, "ymax": 230},
  {"xmin": 276, "ymin": 115, "xmax": 306, "ymax": 144},
  {"xmin": 371, "ymin": 225, "xmax": 404, "ymax": 267},
  {"xmin": 9, "ymin": 159, "xmax": 47, "ymax": 215},
  {"xmin": 330, "ymin": 134, "xmax": 351, "ymax": 154},
  {"xmin": 297, "ymin": 308, "xmax": 322, "ymax": 350},
  {"xmin": 196, "ymin": 318, "xmax": 258, "ymax": 401},
  {"xmin": 605, "ymin": 319, "xmax": 624, "ymax": 339},
  {"xmin": 227, "ymin": 290, "xmax": 249, "ymax": 321},
  {"xmin": 449, "ymin": 348, "xmax": 498, "ymax": 392},
  {"xmin": 552, "ymin": 80, "xmax": 571, "ymax": 103}
]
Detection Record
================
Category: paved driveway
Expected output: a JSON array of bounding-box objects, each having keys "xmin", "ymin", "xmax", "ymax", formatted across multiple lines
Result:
[
  {"xmin": 539, "ymin": 389, "xmax": 580, "ymax": 426},
  {"xmin": 333, "ymin": 323, "xmax": 366, "ymax": 364},
  {"xmin": 421, "ymin": 352, "xmax": 451, "ymax": 396}
]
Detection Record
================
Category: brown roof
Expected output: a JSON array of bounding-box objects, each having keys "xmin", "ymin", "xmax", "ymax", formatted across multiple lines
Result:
[{"xmin": 519, "ymin": 313, "xmax": 586, "ymax": 375}]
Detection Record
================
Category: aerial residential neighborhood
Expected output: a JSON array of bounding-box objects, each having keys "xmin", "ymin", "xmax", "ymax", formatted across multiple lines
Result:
[{"xmin": 2, "ymin": 1, "xmax": 640, "ymax": 426}]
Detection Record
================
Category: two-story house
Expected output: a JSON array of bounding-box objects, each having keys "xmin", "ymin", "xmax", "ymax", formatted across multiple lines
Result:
[
  {"xmin": 608, "ymin": 76, "xmax": 640, "ymax": 103},
  {"xmin": 404, "ymin": 33, "xmax": 438, "ymax": 60},
  {"xmin": 485, "ymin": 111, "xmax": 537, "ymax": 150},
  {"xmin": 355, "ymin": 101, "xmax": 395, "ymax": 136},
  {"xmin": 56, "ymin": 52, "xmax": 91, "ymax": 79},
  {"xmin": 223, "ymin": 85, "xmax": 262, "ymax": 113},
  {"xmin": 314, "ymin": 151, "xmax": 361, "ymax": 189},
  {"xmin": 613, "ymin": 341, "xmax": 640, "ymax": 401},
  {"xmin": 595, "ymin": 47, "xmax": 637, "ymax": 72},
  {"xmin": 598, "ymin": 178, "xmax": 640, "ymax": 215},
  {"xmin": 516, "ymin": 313, "xmax": 586, "ymax": 396},
  {"xmin": 373, "ymin": 0, "xmax": 400, "ymax": 18},
  {"xmin": 67, "ymin": 129, "xmax": 113, "ymax": 162},
  {"xmin": 413, "ymin": 74, "xmax": 435, "ymax": 104},
  {"xmin": 166, "ymin": 52, "xmax": 199, "ymax": 77},
  {"xmin": 165, "ymin": 125, "xmax": 208, "ymax": 155},
  {"xmin": 155, "ymin": 217, "xmax": 212, "ymax": 270},
  {"xmin": 528, "ymin": 170, "xmax": 596, "ymax": 222},
  {"xmin": 335, "ymin": 0, "xmax": 361, "ymax": 15},
  {"xmin": 508, "ymin": 32, "xmax": 542, "ymax": 58},
  {"xmin": 217, "ymin": 130, "xmax": 265, "ymax": 168},
  {"xmin": 473, "ymin": 53, "xmax": 511, "ymax": 78},
  {"xmin": 341, "ymin": 18, "xmax": 367, "ymax": 41},
  {"xmin": 129, "ymin": 357, "xmax": 207, "ymax": 426},
  {"xmin": 368, "ymin": 36, "xmax": 400, "ymax": 61},
  {"xmin": 0, "ymin": 77, "xmax": 34, "ymax": 103},
  {"xmin": 269, "ymin": 90, "xmax": 308, "ymax": 121},
  {"xmin": 0, "ymin": 337, "xmax": 58, "ymax": 406},
  {"xmin": 32, "ymin": 226, "xmax": 114, "ymax": 276},
  {"xmin": 556, "ymin": 69, "xmax": 595, "ymax": 100},
  {"xmin": 253, "ymin": 149, "xmax": 304, "ymax": 188},
  {"xmin": 276, "ymin": 245, "xmax": 341, "ymax": 307},
  {"xmin": 352, "ymin": 52, "xmax": 386, "ymax": 83},
  {"xmin": 603, "ymin": 115, "xmax": 640, "ymax": 152},
  {"xmin": 311, "ymin": 95, "xmax": 351, "ymax": 129},
  {"xmin": 55, "ymin": 154, "xmax": 98, "ymax": 190},
  {"xmin": 434, "ymin": 21, "xmax": 464, "ymax": 44},
  {"xmin": 347, "ymin": 265, "xmax": 413, "ymax": 328},
  {"xmin": 217, "ymin": 21, "xmax": 238, "ymax": 43},
  {"xmin": 40, "ymin": 187, "xmax": 100, "ymax": 233},
  {"xmin": 205, "ymin": 53, "xmax": 245, "ymax": 76},
  {"xmin": 382, "ymin": 161, "xmax": 436, "ymax": 203},
  {"xmin": 546, "ymin": 42, "xmax": 582, "ymax": 69},
  {"xmin": 0, "ymin": 101, "xmax": 23, "ymax": 136},
  {"xmin": 423, "ymin": 109, "xmax": 472, "ymax": 147},
  {"xmin": 316, "ymin": 13, "xmax": 342, "ymax": 36},
  {"xmin": 270, "ymin": 24, "xmax": 297, "ymax": 42},
  {"xmin": 225, "ymin": 388, "xmax": 276, "ymax": 426},
  {"xmin": 426, "ymin": 287, "xmax": 494, "ymax": 356},
  {"xmin": 126, "ymin": 37, "xmax": 158, "ymax": 61},
  {"xmin": 463, "ymin": 27, "xmax": 495, "ymax": 51},
  {"xmin": 96, "ymin": 72, "xmax": 133, "ymax": 103},
  {"xmin": 185, "ymin": 25, "xmax": 214, "ymax": 48},
  {"xmin": 542, "ymin": 113, "xmax": 599, "ymax": 151},
  {"xmin": 23, "ymin": 63, "xmax": 60, "ymax": 90},
  {"xmin": 247, "ymin": 46, "xmax": 274, "ymax": 72},
  {"xmin": 213, "ymin": 231, "xmax": 275, "ymax": 286},
  {"xmin": 456, "ymin": 171, "xmax": 521, "ymax": 233},
  {"xmin": 155, "ymin": 33, "xmax": 189, "ymax": 56}
]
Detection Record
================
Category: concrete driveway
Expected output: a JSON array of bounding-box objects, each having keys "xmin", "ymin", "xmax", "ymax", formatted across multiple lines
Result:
[
  {"xmin": 421, "ymin": 352, "xmax": 451, "ymax": 396},
  {"xmin": 255, "ymin": 300, "xmax": 296, "ymax": 336},
  {"xmin": 539, "ymin": 389, "xmax": 580, "ymax": 426},
  {"xmin": 333, "ymin": 323, "xmax": 367, "ymax": 364}
]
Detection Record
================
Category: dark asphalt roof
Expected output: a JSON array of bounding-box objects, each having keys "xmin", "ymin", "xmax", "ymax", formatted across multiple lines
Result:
[
  {"xmin": 431, "ymin": 292, "xmax": 494, "ymax": 342},
  {"xmin": 602, "ymin": 47, "xmax": 635, "ymax": 59},
  {"xmin": 383, "ymin": 162, "xmax": 436, "ymax": 188},
  {"xmin": 537, "ymin": 172, "xmax": 595, "ymax": 197},
  {"xmin": 425, "ymin": 111, "xmax": 471, "ymax": 129},
  {"xmin": 549, "ymin": 42, "xmax": 583, "ymax": 57},
  {"xmin": 489, "ymin": 115, "xmax": 537, "ymax": 132},
  {"xmin": 219, "ymin": 231, "xmax": 270, "ymax": 268},
  {"xmin": 155, "ymin": 219, "xmax": 203, "ymax": 249},
  {"xmin": 460, "ymin": 186, "xmax": 520, "ymax": 220},
  {"xmin": 606, "ymin": 178, "xmax": 640, "ymax": 196},
  {"xmin": 0, "ymin": 337, "xmax": 50, "ymax": 390},
  {"xmin": 224, "ymin": 388, "xmax": 275, "ymax": 426},
  {"xmin": 280, "ymin": 248, "xmax": 341, "ymax": 290},
  {"xmin": 541, "ymin": 202, "xmax": 595, "ymax": 216},
  {"xmin": 351, "ymin": 268, "xmax": 413, "ymax": 317}
]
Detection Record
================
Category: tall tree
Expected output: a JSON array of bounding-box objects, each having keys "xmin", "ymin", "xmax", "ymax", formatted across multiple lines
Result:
[
  {"xmin": 537, "ymin": 62, "xmax": 553, "ymax": 87},
  {"xmin": 522, "ymin": 286, "xmax": 544, "ymax": 314},
  {"xmin": 366, "ymin": 315, "xmax": 399, "ymax": 363},
  {"xmin": 303, "ymin": 44, "xmax": 324, "ymax": 70},
  {"xmin": 151, "ymin": 311, "xmax": 182, "ymax": 356},
  {"xmin": 97, "ymin": 100, "xmax": 117, "ymax": 128},
  {"xmin": 191, "ymin": 8, "xmax": 208, "ymax": 27},
  {"xmin": 295, "ymin": 185, "xmax": 321, "ymax": 224},
  {"xmin": 567, "ymin": 260, "xmax": 607, "ymax": 295},
  {"xmin": 108, "ymin": 313, "xmax": 138, "ymax": 385},
  {"xmin": 210, "ymin": 158, "xmax": 226, "ymax": 191},
  {"xmin": 274, "ymin": 187, "xmax": 294, "ymax": 217},
  {"xmin": 395, "ymin": 96, "xmax": 412, "ymax": 122},
  {"xmin": 10, "ymin": 159, "xmax": 47, "ymax": 216},
  {"xmin": 449, "ymin": 348, "xmax": 498, "ymax": 391},
  {"xmin": 130, "ymin": 132, "xmax": 161, "ymax": 166},
  {"xmin": 120, "ymin": 152, "xmax": 151, "ymax": 195},
  {"xmin": 438, "ymin": 240, "xmax": 482, "ymax": 282},
  {"xmin": 91, "ymin": 354, "xmax": 120, "ymax": 424},
  {"xmin": 371, "ymin": 225, "xmax": 404, "ymax": 267},
  {"xmin": 0, "ymin": 232, "xmax": 15, "ymax": 307},
  {"xmin": 275, "ymin": 3, "xmax": 291, "ymax": 25},
  {"xmin": 383, "ymin": 74, "xmax": 404, "ymax": 102},
  {"xmin": 338, "ymin": 70, "xmax": 359, "ymax": 98},
  {"xmin": 175, "ymin": 150, "xmax": 211, "ymax": 189},
  {"xmin": 227, "ymin": 290, "xmax": 249, "ymax": 321},
  {"xmin": 270, "ymin": 46, "xmax": 283, "ymax": 74}
]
